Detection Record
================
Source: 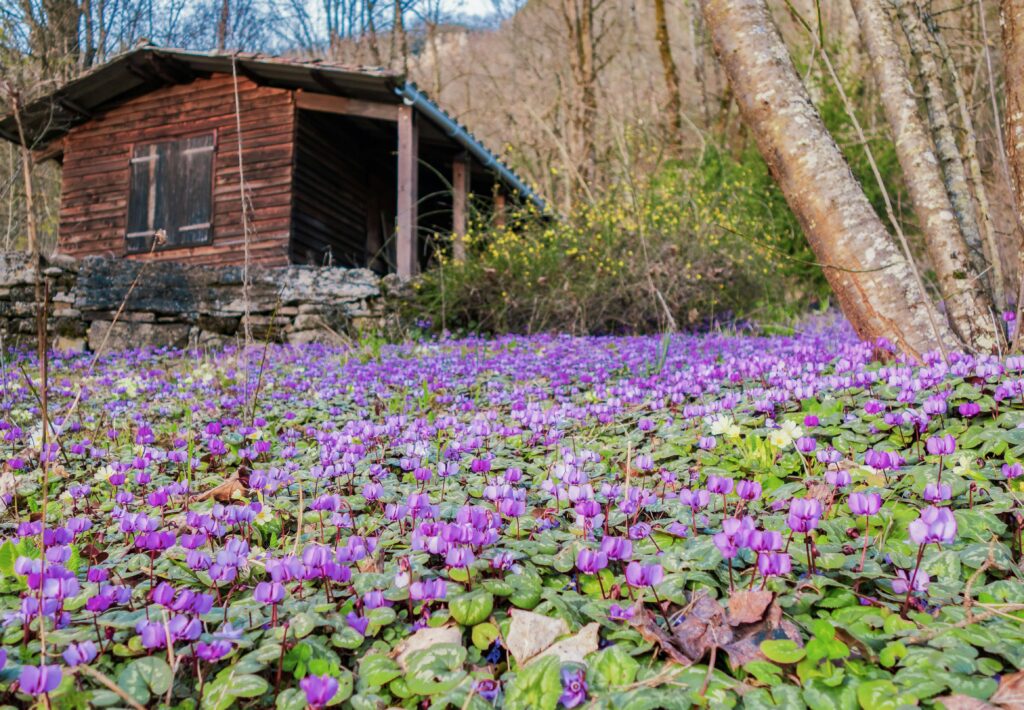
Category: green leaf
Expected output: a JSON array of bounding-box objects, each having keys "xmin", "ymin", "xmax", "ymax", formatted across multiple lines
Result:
[
  {"xmin": 0, "ymin": 541, "xmax": 16, "ymax": 577},
  {"xmin": 360, "ymin": 654, "xmax": 402, "ymax": 688},
  {"xmin": 856, "ymin": 680, "xmax": 899, "ymax": 710},
  {"xmin": 229, "ymin": 673, "xmax": 269, "ymax": 698},
  {"xmin": 505, "ymin": 655, "xmax": 562, "ymax": 710},
  {"xmin": 276, "ymin": 688, "xmax": 307, "ymax": 710},
  {"xmin": 472, "ymin": 622, "xmax": 500, "ymax": 650},
  {"xmin": 290, "ymin": 612, "xmax": 317, "ymax": 638},
  {"xmin": 879, "ymin": 642, "xmax": 906, "ymax": 668},
  {"xmin": 449, "ymin": 590, "xmax": 494, "ymax": 626},
  {"xmin": 588, "ymin": 645, "xmax": 639, "ymax": 688},
  {"xmin": 761, "ymin": 639, "xmax": 806, "ymax": 664},
  {"xmin": 118, "ymin": 656, "xmax": 172, "ymax": 704},
  {"xmin": 404, "ymin": 643, "xmax": 467, "ymax": 695},
  {"xmin": 509, "ymin": 572, "xmax": 543, "ymax": 609}
]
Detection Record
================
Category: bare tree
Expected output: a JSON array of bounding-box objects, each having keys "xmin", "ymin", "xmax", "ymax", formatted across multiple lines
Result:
[
  {"xmin": 698, "ymin": 0, "xmax": 955, "ymax": 357},
  {"xmin": 851, "ymin": 0, "xmax": 1000, "ymax": 351},
  {"xmin": 653, "ymin": 0, "xmax": 682, "ymax": 138}
]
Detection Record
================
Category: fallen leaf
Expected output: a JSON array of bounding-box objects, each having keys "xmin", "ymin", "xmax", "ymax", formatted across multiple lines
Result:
[
  {"xmin": 192, "ymin": 474, "xmax": 247, "ymax": 502},
  {"xmin": 727, "ymin": 590, "xmax": 773, "ymax": 625},
  {"xmin": 506, "ymin": 609, "xmax": 569, "ymax": 665},
  {"xmin": 720, "ymin": 602, "xmax": 802, "ymax": 670},
  {"xmin": 673, "ymin": 593, "xmax": 733, "ymax": 661},
  {"xmin": 627, "ymin": 604, "xmax": 691, "ymax": 667},
  {"xmin": 991, "ymin": 670, "xmax": 1024, "ymax": 708},
  {"xmin": 391, "ymin": 624, "xmax": 463, "ymax": 670},
  {"xmin": 934, "ymin": 695, "xmax": 999, "ymax": 710},
  {"xmin": 529, "ymin": 622, "xmax": 600, "ymax": 666}
]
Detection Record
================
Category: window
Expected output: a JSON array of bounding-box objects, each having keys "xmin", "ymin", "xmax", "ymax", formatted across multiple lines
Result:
[{"xmin": 126, "ymin": 134, "xmax": 215, "ymax": 252}]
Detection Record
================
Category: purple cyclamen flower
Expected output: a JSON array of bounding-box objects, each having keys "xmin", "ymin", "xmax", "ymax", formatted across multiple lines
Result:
[
  {"xmin": 926, "ymin": 434, "xmax": 956, "ymax": 457},
  {"xmin": 599, "ymin": 536, "xmax": 633, "ymax": 561},
  {"xmin": 254, "ymin": 581, "xmax": 285, "ymax": 604},
  {"xmin": 300, "ymin": 674, "xmax": 339, "ymax": 709},
  {"xmin": 787, "ymin": 498, "xmax": 822, "ymax": 533},
  {"xmin": 624, "ymin": 562, "xmax": 664, "ymax": 588},
  {"xmin": 923, "ymin": 482, "xmax": 952, "ymax": 503},
  {"xmin": 63, "ymin": 640, "xmax": 98, "ymax": 666},
  {"xmin": 196, "ymin": 640, "xmax": 233, "ymax": 662},
  {"xmin": 892, "ymin": 568, "xmax": 930, "ymax": 594},
  {"xmin": 1003, "ymin": 462, "xmax": 1023, "ymax": 479},
  {"xmin": 736, "ymin": 480, "xmax": 761, "ymax": 501},
  {"xmin": 758, "ymin": 551, "xmax": 792, "ymax": 577},
  {"xmin": 473, "ymin": 679, "xmax": 500, "ymax": 703},
  {"xmin": 576, "ymin": 549, "xmax": 608, "ymax": 575},
  {"xmin": 559, "ymin": 667, "xmax": 588, "ymax": 709},
  {"xmin": 707, "ymin": 476, "xmax": 733, "ymax": 495},
  {"xmin": 19, "ymin": 665, "xmax": 61, "ymax": 696},
  {"xmin": 609, "ymin": 604, "xmax": 635, "ymax": 621},
  {"xmin": 795, "ymin": 437, "xmax": 817, "ymax": 454},
  {"xmin": 958, "ymin": 402, "xmax": 981, "ymax": 418},
  {"xmin": 908, "ymin": 506, "xmax": 957, "ymax": 545},
  {"xmin": 847, "ymin": 492, "xmax": 882, "ymax": 517},
  {"xmin": 698, "ymin": 436, "xmax": 717, "ymax": 451}
]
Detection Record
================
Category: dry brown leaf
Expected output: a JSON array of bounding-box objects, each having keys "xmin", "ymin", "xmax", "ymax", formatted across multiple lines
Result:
[
  {"xmin": 506, "ymin": 609, "xmax": 569, "ymax": 665},
  {"xmin": 727, "ymin": 590, "xmax": 774, "ymax": 625},
  {"xmin": 673, "ymin": 594, "xmax": 733, "ymax": 661},
  {"xmin": 391, "ymin": 624, "xmax": 463, "ymax": 670},
  {"xmin": 991, "ymin": 670, "xmax": 1024, "ymax": 708},
  {"xmin": 934, "ymin": 695, "xmax": 999, "ymax": 710},
  {"xmin": 192, "ymin": 474, "xmax": 247, "ymax": 502},
  {"xmin": 721, "ymin": 602, "xmax": 802, "ymax": 670},
  {"xmin": 529, "ymin": 622, "xmax": 600, "ymax": 666},
  {"xmin": 627, "ymin": 604, "xmax": 692, "ymax": 667}
]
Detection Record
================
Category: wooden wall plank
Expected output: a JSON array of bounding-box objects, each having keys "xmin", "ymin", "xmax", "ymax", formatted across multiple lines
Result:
[{"xmin": 58, "ymin": 73, "xmax": 294, "ymax": 267}]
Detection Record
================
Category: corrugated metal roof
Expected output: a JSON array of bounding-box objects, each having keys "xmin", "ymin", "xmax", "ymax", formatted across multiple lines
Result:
[{"xmin": 0, "ymin": 44, "xmax": 544, "ymax": 209}]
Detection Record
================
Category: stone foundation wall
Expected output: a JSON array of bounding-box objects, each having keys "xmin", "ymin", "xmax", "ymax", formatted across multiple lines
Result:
[{"xmin": 0, "ymin": 253, "xmax": 405, "ymax": 351}]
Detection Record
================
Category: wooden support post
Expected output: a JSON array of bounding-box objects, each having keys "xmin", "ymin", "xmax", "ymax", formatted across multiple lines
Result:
[
  {"xmin": 397, "ymin": 104, "xmax": 418, "ymax": 278},
  {"xmin": 493, "ymin": 189, "xmax": 506, "ymax": 229},
  {"xmin": 452, "ymin": 155, "xmax": 470, "ymax": 261}
]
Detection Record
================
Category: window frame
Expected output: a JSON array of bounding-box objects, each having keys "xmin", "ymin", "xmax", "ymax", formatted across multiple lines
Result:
[{"xmin": 124, "ymin": 130, "xmax": 218, "ymax": 254}]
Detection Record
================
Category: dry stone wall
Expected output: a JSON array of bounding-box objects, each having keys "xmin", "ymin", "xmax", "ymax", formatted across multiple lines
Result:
[{"xmin": 0, "ymin": 252, "xmax": 404, "ymax": 351}]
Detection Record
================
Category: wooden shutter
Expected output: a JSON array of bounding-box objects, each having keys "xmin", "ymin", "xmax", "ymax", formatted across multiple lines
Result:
[
  {"xmin": 175, "ymin": 134, "xmax": 215, "ymax": 246},
  {"xmin": 126, "ymin": 134, "xmax": 214, "ymax": 252},
  {"xmin": 126, "ymin": 143, "xmax": 167, "ymax": 253}
]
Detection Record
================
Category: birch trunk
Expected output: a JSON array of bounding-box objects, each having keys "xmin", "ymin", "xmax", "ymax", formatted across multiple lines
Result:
[
  {"xmin": 852, "ymin": 0, "xmax": 1000, "ymax": 352},
  {"xmin": 896, "ymin": 2, "xmax": 989, "ymax": 287},
  {"xmin": 1002, "ymin": 0, "xmax": 1024, "ymax": 338},
  {"xmin": 698, "ymin": 0, "xmax": 956, "ymax": 358}
]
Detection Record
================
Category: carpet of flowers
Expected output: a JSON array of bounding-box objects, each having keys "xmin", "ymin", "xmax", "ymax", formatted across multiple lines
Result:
[{"xmin": 1, "ymin": 318, "xmax": 1024, "ymax": 709}]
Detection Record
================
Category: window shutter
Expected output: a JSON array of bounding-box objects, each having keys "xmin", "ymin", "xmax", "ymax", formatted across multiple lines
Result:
[
  {"xmin": 126, "ymin": 134, "xmax": 214, "ymax": 252},
  {"xmin": 176, "ymin": 134, "xmax": 214, "ymax": 246},
  {"xmin": 126, "ymin": 143, "xmax": 166, "ymax": 253}
]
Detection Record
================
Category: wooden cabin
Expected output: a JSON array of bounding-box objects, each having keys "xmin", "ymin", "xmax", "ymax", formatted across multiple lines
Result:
[{"xmin": 0, "ymin": 46, "xmax": 543, "ymax": 277}]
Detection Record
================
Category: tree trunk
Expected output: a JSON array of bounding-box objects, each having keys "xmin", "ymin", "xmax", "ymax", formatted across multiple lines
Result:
[
  {"xmin": 852, "ymin": 0, "xmax": 1000, "ymax": 352},
  {"xmin": 1002, "ymin": 0, "xmax": 1024, "ymax": 338},
  {"xmin": 897, "ymin": 2, "xmax": 989, "ymax": 290},
  {"xmin": 698, "ymin": 0, "xmax": 956, "ymax": 358},
  {"xmin": 653, "ymin": 0, "xmax": 683, "ymax": 138},
  {"xmin": 217, "ymin": 0, "xmax": 230, "ymax": 50},
  {"xmin": 391, "ymin": 0, "xmax": 408, "ymax": 74},
  {"xmin": 562, "ymin": 0, "xmax": 599, "ymax": 188}
]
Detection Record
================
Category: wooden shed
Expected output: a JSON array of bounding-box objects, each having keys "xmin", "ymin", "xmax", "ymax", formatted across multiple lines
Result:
[{"xmin": 0, "ymin": 46, "xmax": 543, "ymax": 277}]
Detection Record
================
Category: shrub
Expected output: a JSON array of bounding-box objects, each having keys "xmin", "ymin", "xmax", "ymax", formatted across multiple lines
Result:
[{"xmin": 413, "ymin": 149, "xmax": 830, "ymax": 335}]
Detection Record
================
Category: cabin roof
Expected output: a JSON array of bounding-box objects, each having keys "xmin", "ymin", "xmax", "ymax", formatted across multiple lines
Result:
[{"xmin": 0, "ymin": 44, "xmax": 544, "ymax": 209}]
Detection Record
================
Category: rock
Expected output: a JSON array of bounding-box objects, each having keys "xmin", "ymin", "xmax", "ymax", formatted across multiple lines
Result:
[
  {"xmin": 54, "ymin": 336, "xmax": 87, "ymax": 353},
  {"xmin": 88, "ymin": 321, "xmax": 191, "ymax": 351}
]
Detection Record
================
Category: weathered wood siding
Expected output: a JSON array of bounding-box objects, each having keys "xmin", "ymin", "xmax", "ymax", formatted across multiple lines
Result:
[
  {"xmin": 58, "ymin": 74, "xmax": 295, "ymax": 267},
  {"xmin": 290, "ymin": 111, "xmax": 395, "ymax": 269}
]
